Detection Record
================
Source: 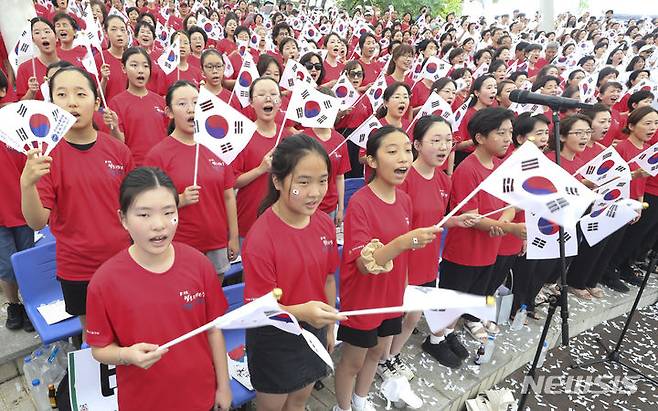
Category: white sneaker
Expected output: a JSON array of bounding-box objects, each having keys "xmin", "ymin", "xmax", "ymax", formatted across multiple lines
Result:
[
  {"xmin": 392, "ymin": 354, "xmax": 414, "ymax": 381},
  {"xmin": 376, "ymin": 359, "xmax": 398, "ymax": 380},
  {"xmin": 351, "ymin": 398, "xmax": 377, "ymax": 411}
]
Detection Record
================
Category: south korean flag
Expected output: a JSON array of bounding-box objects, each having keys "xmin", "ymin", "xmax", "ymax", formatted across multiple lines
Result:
[
  {"xmin": 419, "ymin": 56, "xmax": 451, "ymax": 82},
  {"xmin": 8, "ymin": 25, "xmax": 34, "ymax": 75},
  {"xmin": 366, "ymin": 73, "xmax": 388, "ymax": 111},
  {"xmin": 279, "ymin": 59, "xmax": 316, "ymax": 91},
  {"xmin": 157, "ymin": 36, "xmax": 180, "ymax": 75},
  {"xmin": 576, "ymin": 146, "xmax": 631, "ymax": 186},
  {"xmin": 0, "ymin": 101, "xmax": 76, "ymax": 156},
  {"xmin": 479, "ymin": 142, "xmax": 597, "ymax": 227},
  {"xmin": 630, "ymin": 140, "xmax": 658, "ymax": 177},
  {"xmin": 287, "ymin": 83, "xmax": 340, "ymax": 129},
  {"xmin": 196, "ymin": 14, "xmax": 223, "ymax": 40},
  {"xmin": 332, "ymin": 74, "xmax": 360, "ymax": 110},
  {"xmin": 526, "ymin": 212, "xmax": 578, "ymax": 260},
  {"xmin": 347, "ymin": 115, "xmax": 382, "ymax": 149},
  {"xmin": 194, "ymin": 88, "xmax": 257, "ymax": 165},
  {"xmin": 413, "ymin": 92, "xmax": 456, "ymax": 127},
  {"xmin": 233, "ymin": 55, "xmax": 260, "ymax": 108},
  {"xmin": 579, "ymin": 198, "xmax": 642, "ymax": 246}
]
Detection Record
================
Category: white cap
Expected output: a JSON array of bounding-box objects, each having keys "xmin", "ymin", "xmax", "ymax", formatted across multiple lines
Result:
[
  {"xmin": 639, "ymin": 44, "xmax": 655, "ymax": 54},
  {"xmin": 380, "ymin": 377, "xmax": 423, "ymax": 409}
]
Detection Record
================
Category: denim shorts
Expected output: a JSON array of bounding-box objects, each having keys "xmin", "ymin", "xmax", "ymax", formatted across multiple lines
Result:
[{"xmin": 0, "ymin": 226, "xmax": 35, "ymax": 283}]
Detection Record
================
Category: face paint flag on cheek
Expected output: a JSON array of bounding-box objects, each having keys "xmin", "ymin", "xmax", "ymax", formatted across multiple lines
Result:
[{"xmin": 0, "ymin": 100, "xmax": 76, "ymax": 156}]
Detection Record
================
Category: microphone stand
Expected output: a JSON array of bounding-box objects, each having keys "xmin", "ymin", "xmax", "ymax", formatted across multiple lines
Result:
[{"xmin": 517, "ymin": 108, "xmax": 571, "ymax": 410}]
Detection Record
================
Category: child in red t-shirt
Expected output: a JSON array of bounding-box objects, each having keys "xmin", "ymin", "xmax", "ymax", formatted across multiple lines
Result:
[
  {"xmin": 390, "ymin": 116, "xmax": 476, "ymax": 370},
  {"xmin": 95, "ymin": 15, "xmax": 129, "ymax": 103},
  {"xmin": 334, "ymin": 125, "xmax": 440, "ymax": 411},
  {"xmin": 242, "ymin": 134, "xmax": 345, "ymax": 409},
  {"xmin": 105, "ymin": 48, "xmax": 168, "ymax": 166},
  {"xmin": 200, "ymin": 49, "xmax": 232, "ymax": 103},
  {"xmin": 440, "ymin": 108, "xmax": 524, "ymax": 342},
  {"xmin": 20, "ymin": 67, "xmax": 134, "ymax": 327},
  {"xmin": 17, "ymin": 18, "xmax": 60, "ymax": 101},
  {"xmin": 145, "ymin": 82, "xmax": 239, "ymax": 283},
  {"xmin": 86, "ymin": 167, "xmax": 231, "ymax": 411}
]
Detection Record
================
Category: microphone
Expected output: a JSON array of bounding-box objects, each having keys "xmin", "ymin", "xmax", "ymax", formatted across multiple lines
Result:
[{"xmin": 509, "ymin": 90, "xmax": 595, "ymax": 110}]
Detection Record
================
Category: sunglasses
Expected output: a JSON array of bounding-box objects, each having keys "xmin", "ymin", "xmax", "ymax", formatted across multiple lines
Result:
[
  {"xmin": 348, "ymin": 70, "xmax": 364, "ymax": 78},
  {"xmin": 304, "ymin": 62, "xmax": 323, "ymax": 71}
]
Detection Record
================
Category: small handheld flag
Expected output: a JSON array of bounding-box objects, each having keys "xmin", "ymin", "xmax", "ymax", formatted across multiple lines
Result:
[{"xmin": 157, "ymin": 36, "xmax": 180, "ymax": 75}]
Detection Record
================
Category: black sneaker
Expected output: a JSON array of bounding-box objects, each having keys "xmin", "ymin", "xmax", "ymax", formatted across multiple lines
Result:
[
  {"xmin": 602, "ymin": 278, "xmax": 630, "ymax": 293},
  {"xmin": 445, "ymin": 333, "xmax": 469, "ymax": 360},
  {"xmin": 5, "ymin": 303, "xmax": 24, "ymax": 330},
  {"xmin": 22, "ymin": 309, "xmax": 34, "ymax": 333},
  {"xmin": 422, "ymin": 337, "xmax": 462, "ymax": 369},
  {"xmin": 620, "ymin": 271, "xmax": 643, "ymax": 287}
]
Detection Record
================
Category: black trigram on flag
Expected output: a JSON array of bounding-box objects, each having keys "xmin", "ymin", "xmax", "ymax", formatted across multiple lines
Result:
[
  {"xmin": 521, "ymin": 158, "xmax": 539, "ymax": 171},
  {"xmin": 234, "ymin": 121, "xmax": 243, "ymax": 135},
  {"xmin": 602, "ymin": 151, "xmax": 612, "ymax": 160},
  {"xmin": 287, "ymin": 79, "xmax": 294, "ymax": 87},
  {"xmin": 358, "ymin": 133, "xmax": 366, "ymax": 143},
  {"xmin": 430, "ymin": 100, "xmax": 441, "ymax": 109},
  {"xmin": 502, "ymin": 177, "xmax": 514, "ymax": 193},
  {"xmin": 547, "ymin": 197, "xmax": 569, "ymax": 213},
  {"xmin": 220, "ymin": 142, "xmax": 234, "ymax": 153},
  {"xmin": 240, "ymin": 91, "xmax": 249, "ymax": 98},
  {"xmin": 19, "ymin": 43, "xmax": 29, "ymax": 53},
  {"xmin": 614, "ymin": 165, "xmax": 626, "ymax": 172},
  {"xmin": 296, "ymin": 108, "xmax": 304, "ymax": 118},
  {"xmin": 163, "ymin": 61, "xmax": 172, "ymax": 69},
  {"xmin": 52, "ymin": 109, "xmax": 59, "ymax": 121},
  {"xmin": 323, "ymin": 100, "xmax": 333, "ymax": 109},
  {"xmin": 586, "ymin": 222, "xmax": 599, "ymax": 231},
  {"xmin": 16, "ymin": 128, "xmax": 29, "ymax": 142},
  {"xmin": 301, "ymin": 89, "xmax": 310, "ymax": 99},
  {"xmin": 606, "ymin": 204, "xmax": 617, "ymax": 218},
  {"xmin": 199, "ymin": 100, "xmax": 214, "ymax": 112},
  {"xmin": 562, "ymin": 232, "xmax": 572, "ymax": 242},
  {"xmin": 585, "ymin": 165, "xmax": 596, "ymax": 175},
  {"xmin": 317, "ymin": 115, "xmax": 328, "ymax": 124},
  {"xmin": 565, "ymin": 187, "xmax": 579, "ymax": 195},
  {"xmin": 16, "ymin": 104, "xmax": 27, "ymax": 117},
  {"xmin": 532, "ymin": 238, "xmax": 547, "ymax": 248}
]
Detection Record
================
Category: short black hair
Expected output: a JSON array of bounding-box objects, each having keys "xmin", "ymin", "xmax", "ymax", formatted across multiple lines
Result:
[{"xmin": 467, "ymin": 107, "xmax": 515, "ymax": 145}]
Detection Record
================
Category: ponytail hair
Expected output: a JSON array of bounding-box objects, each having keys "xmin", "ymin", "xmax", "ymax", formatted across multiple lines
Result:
[{"xmin": 258, "ymin": 134, "xmax": 331, "ymax": 215}]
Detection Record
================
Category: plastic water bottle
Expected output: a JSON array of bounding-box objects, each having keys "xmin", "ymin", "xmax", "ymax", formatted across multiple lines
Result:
[
  {"xmin": 481, "ymin": 335, "xmax": 496, "ymax": 364},
  {"xmin": 31, "ymin": 379, "xmax": 51, "ymax": 411},
  {"xmin": 41, "ymin": 346, "xmax": 65, "ymax": 386},
  {"xmin": 474, "ymin": 342, "xmax": 486, "ymax": 365},
  {"xmin": 23, "ymin": 356, "xmax": 37, "ymax": 386},
  {"xmin": 536, "ymin": 341, "xmax": 549, "ymax": 368},
  {"xmin": 510, "ymin": 304, "xmax": 528, "ymax": 331}
]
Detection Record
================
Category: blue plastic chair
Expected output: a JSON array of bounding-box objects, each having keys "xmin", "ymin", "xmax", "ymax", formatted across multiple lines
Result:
[
  {"xmin": 223, "ymin": 261, "xmax": 243, "ymax": 282},
  {"xmin": 344, "ymin": 177, "xmax": 365, "ymax": 210},
  {"xmin": 221, "ymin": 283, "xmax": 255, "ymax": 407},
  {"xmin": 34, "ymin": 226, "xmax": 55, "ymax": 247},
  {"xmin": 10, "ymin": 242, "xmax": 82, "ymax": 344}
]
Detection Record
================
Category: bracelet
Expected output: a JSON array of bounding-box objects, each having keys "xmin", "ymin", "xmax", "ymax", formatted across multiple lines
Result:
[{"xmin": 360, "ymin": 239, "xmax": 393, "ymax": 274}]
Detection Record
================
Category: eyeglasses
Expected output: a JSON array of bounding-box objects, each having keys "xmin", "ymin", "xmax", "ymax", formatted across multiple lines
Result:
[
  {"xmin": 568, "ymin": 129, "xmax": 593, "ymax": 137},
  {"xmin": 304, "ymin": 62, "xmax": 323, "ymax": 71},
  {"xmin": 203, "ymin": 64, "xmax": 224, "ymax": 72},
  {"xmin": 348, "ymin": 70, "xmax": 364, "ymax": 78}
]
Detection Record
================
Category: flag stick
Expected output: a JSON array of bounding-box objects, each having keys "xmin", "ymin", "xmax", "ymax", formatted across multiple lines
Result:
[
  {"xmin": 473, "ymin": 204, "xmax": 515, "ymax": 220},
  {"xmin": 31, "ymin": 56, "xmax": 36, "ymax": 79},
  {"xmin": 435, "ymin": 185, "xmax": 481, "ymax": 228},
  {"xmin": 193, "ymin": 142, "xmax": 200, "ymax": 186},
  {"xmin": 274, "ymin": 112, "xmax": 287, "ymax": 146},
  {"xmin": 177, "ymin": 67, "xmax": 180, "ymax": 81}
]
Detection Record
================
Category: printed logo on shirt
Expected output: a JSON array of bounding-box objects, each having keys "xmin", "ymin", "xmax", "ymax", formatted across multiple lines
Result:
[
  {"xmin": 404, "ymin": 217, "xmax": 410, "ymax": 226},
  {"xmin": 439, "ymin": 190, "xmax": 449, "ymax": 200},
  {"xmin": 320, "ymin": 235, "xmax": 334, "ymax": 250},
  {"xmin": 179, "ymin": 290, "xmax": 206, "ymax": 310},
  {"xmin": 208, "ymin": 158, "xmax": 226, "ymax": 169},
  {"xmin": 104, "ymin": 160, "xmax": 125, "ymax": 178}
]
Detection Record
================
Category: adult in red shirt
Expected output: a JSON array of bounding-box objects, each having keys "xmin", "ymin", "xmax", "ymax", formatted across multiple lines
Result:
[
  {"xmin": 242, "ymin": 135, "xmax": 343, "ymax": 409},
  {"xmin": 145, "ymin": 82, "xmax": 239, "ymax": 281},
  {"xmin": 355, "ymin": 33, "xmax": 384, "ymax": 88},
  {"xmin": 335, "ymin": 126, "xmax": 438, "ymax": 411},
  {"xmin": 440, "ymin": 108, "xmax": 522, "ymax": 342},
  {"xmin": 383, "ymin": 44, "xmax": 415, "ymax": 88},
  {"xmin": 105, "ymin": 48, "xmax": 168, "ymax": 165},
  {"xmin": 321, "ymin": 33, "xmax": 345, "ymax": 87},
  {"xmin": 302, "ymin": 127, "xmax": 351, "ymax": 224},
  {"xmin": 608, "ymin": 107, "xmax": 658, "ymax": 287},
  {"xmin": 17, "ymin": 18, "xmax": 61, "ymax": 101},
  {"xmin": 200, "ymin": 49, "xmax": 232, "ymax": 103},
  {"xmin": 599, "ymin": 82, "xmax": 625, "ymax": 147},
  {"xmin": 455, "ymin": 75, "xmax": 498, "ymax": 167},
  {"xmin": 20, "ymin": 67, "xmax": 134, "ymax": 323},
  {"xmin": 53, "ymin": 13, "xmax": 87, "ymax": 68},
  {"xmin": 232, "ymin": 77, "xmax": 290, "ymax": 239},
  {"xmin": 216, "ymin": 16, "xmax": 239, "ymax": 55},
  {"xmin": 95, "ymin": 15, "xmax": 128, "ymax": 102},
  {"xmin": 86, "ymin": 167, "xmax": 231, "ymax": 411},
  {"xmin": 161, "ymin": 32, "xmax": 203, "ymax": 93},
  {"xmin": 390, "ymin": 116, "xmax": 474, "ymax": 369}
]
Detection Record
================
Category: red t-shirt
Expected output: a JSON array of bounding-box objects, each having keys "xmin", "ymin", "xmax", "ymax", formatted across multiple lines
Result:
[
  {"xmin": 95, "ymin": 50, "xmax": 127, "ymax": 102},
  {"xmin": 303, "ymin": 128, "xmax": 352, "ymax": 213},
  {"xmin": 410, "ymin": 81, "xmax": 431, "ymax": 110},
  {"xmin": 109, "ymin": 90, "xmax": 168, "ymax": 166},
  {"xmin": 37, "ymin": 134, "xmax": 134, "ymax": 281},
  {"xmin": 322, "ymin": 60, "xmax": 345, "ymax": 85},
  {"xmin": 0, "ymin": 67, "xmax": 17, "ymax": 106},
  {"xmin": 214, "ymin": 87, "xmax": 232, "ymax": 103},
  {"xmin": 162, "ymin": 64, "xmax": 204, "ymax": 93},
  {"xmin": 57, "ymin": 45, "xmax": 87, "ymax": 68},
  {"xmin": 615, "ymin": 139, "xmax": 648, "ymax": 200},
  {"xmin": 243, "ymin": 208, "xmax": 338, "ymax": 305},
  {"xmin": 16, "ymin": 58, "xmax": 49, "ymax": 101},
  {"xmin": 399, "ymin": 167, "xmax": 451, "ymax": 285},
  {"xmin": 456, "ymin": 106, "xmax": 478, "ymax": 154},
  {"xmin": 335, "ymin": 96, "xmax": 372, "ymax": 129},
  {"xmin": 441, "ymin": 154, "xmax": 506, "ymax": 267},
  {"xmin": 340, "ymin": 186, "xmax": 412, "ymax": 330},
  {"xmin": 384, "ymin": 73, "xmax": 415, "ymax": 89},
  {"xmin": 602, "ymin": 108, "xmax": 625, "ymax": 147},
  {"xmin": 0, "ymin": 144, "xmax": 27, "ymax": 227},
  {"xmin": 577, "ymin": 142, "xmax": 605, "ymax": 165},
  {"xmin": 358, "ymin": 58, "xmax": 384, "ymax": 87},
  {"xmin": 145, "ymin": 138, "xmax": 236, "ymax": 252},
  {"xmin": 544, "ymin": 151, "xmax": 586, "ymax": 175},
  {"xmin": 232, "ymin": 129, "xmax": 289, "ymax": 237},
  {"xmin": 86, "ymin": 242, "xmax": 227, "ymax": 411},
  {"xmin": 217, "ymin": 38, "xmax": 237, "ymax": 56}
]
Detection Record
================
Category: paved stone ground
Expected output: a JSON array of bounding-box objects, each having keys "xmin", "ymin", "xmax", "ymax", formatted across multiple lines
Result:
[{"xmin": 0, "ymin": 301, "xmax": 35, "ymax": 411}]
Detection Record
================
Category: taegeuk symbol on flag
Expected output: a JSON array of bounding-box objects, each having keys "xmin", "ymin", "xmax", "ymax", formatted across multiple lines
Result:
[
  {"xmin": 287, "ymin": 83, "xmax": 340, "ymax": 129},
  {"xmin": 525, "ymin": 212, "xmax": 578, "ymax": 260},
  {"xmin": 575, "ymin": 146, "xmax": 631, "ymax": 186},
  {"xmin": 157, "ymin": 35, "xmax": 180, "ymax": 75},
  {"xmin": 630, "ymin": 140, "xmax": 658, "ymax": 177},
  {"xmin": 233, "ymin": 55, "xmax": 260, "ymax": 108}
]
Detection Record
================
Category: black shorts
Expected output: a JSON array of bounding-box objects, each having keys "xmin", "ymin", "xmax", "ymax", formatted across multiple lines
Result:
[
  {"xmin": 58, "ymin": 278, "xmax": 90, "ymax": 316},
  {"xmin": 246, "ymin": 323, "xmax": 328, "ymax": 394},
  {"xmin": 337, "ymin": 316, "xmax": 403, "ymax": 349},
  {"xmin": 439, "ymin": 260, "xmax": 494, "ymax": 295},
  {"xmin": 419, "ymin": 279, "xmax": 437, "ymax": 288}
]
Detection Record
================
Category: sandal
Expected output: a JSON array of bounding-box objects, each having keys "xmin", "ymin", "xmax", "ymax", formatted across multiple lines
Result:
[
  {"xmin": 527, "ymin": 311, "xmax": 542, "ymax": 320},
  {"xmin": 483, "ymin": 320, "xmax": 500, "ymax": 335},
  {"xmin": 464, "ymin": 321, "xmax": 488, "ymax": 342},
  {"xmin": 586, "ymin": 287, "xmax": 604, "ymax": 298},
  {"xmin": 569, "ymin": 287, "xmax": 592, "ymax": 300}
]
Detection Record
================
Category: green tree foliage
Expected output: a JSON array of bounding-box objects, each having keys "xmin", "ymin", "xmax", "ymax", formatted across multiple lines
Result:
[{"xmin": 337, "ymin": 0, "xmax": 462, "ymax": 19}]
